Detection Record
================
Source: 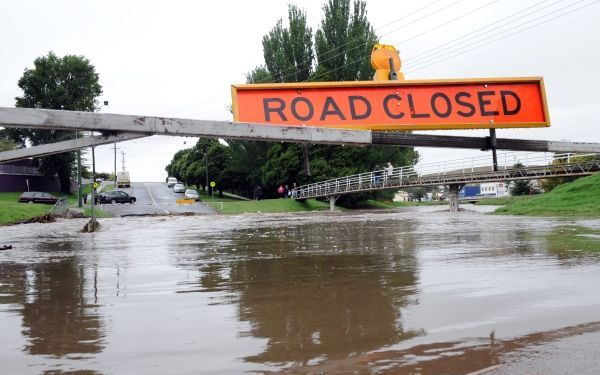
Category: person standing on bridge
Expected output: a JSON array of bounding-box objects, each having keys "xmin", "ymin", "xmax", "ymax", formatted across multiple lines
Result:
[
  {"xmin": 385, "ymin": 162, "xmax": 394, "ymax": 182},
  {"xmin": 373, "ymin": 165, "xmax": 382, "ymax": 187}
]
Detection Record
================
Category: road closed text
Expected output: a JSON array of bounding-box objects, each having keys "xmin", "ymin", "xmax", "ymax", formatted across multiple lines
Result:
[{"xmin": 232, "ymin": 79, "xmax": 549, "ymax": 130}]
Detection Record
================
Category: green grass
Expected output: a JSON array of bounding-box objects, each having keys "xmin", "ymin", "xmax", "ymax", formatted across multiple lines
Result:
[
  {"xmin": 353, "ymin": 199, "xmax": 446, "ymax": 209},
  {"xmin": 475, "ymin": 196, "xmax": 531, "ymax": 206},
  {"xmin": 1, "ymin": 190, "xmax": 111, "ymax": 226},
  {"xmin": 207, "ymin": 198, "xmax": 332, "ymax": 214},
  {"xmin": 0, "ymin": 192, "xmax": 54, "ymax": 225},
  {"xmin": 546, "ymin": 225, "xmax": 600, "ymax": 253},
  {"xmin": 198, "ymin": 190, "xmax": 246, "ymax": 203},
  {"xmin": 82, "ymin": 207, "xmax": 111, "ymax": 218},
  {"xmin": 495, "ymin": 173, "xmax": 600, "ymax": 216}
]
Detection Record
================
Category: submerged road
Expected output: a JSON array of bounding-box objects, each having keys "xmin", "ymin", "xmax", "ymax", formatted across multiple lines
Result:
[
  {"xmin": 2, "ymin": 210, "xmax": 600, "ymax": 374},
  {"xmin": 98, "ymin": 182, "xmax": 216, "ymax": 216}
]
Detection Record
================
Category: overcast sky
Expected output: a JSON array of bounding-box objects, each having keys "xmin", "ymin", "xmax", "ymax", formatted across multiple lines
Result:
[{"xmin": 1, "ymin": 0, "xmax": 599, "ymax": 181}]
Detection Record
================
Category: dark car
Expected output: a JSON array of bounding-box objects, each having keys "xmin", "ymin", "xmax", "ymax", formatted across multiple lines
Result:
[
  {"xmin": 18, "ymin": 192, "xmax": 61, "ymax": 204},
  {"xmin": 98, "ymin": 190, "xmax": 136, "ymax": 204}
]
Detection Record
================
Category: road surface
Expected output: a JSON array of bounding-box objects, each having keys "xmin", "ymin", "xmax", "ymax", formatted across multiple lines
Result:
[{"xmin": 97, "ymin": 182, "xmax": 216, "ymax": 216}]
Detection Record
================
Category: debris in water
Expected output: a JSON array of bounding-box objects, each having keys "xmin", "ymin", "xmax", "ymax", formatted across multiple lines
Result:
[{"xmin": 81, "ymin": 218, "xmax": 101, "ymax": 233}]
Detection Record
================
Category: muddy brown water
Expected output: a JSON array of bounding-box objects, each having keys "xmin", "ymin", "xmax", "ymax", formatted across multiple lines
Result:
[{"xmin": 1, "ymin": 207, "xmax": 599, "ymax": 374}]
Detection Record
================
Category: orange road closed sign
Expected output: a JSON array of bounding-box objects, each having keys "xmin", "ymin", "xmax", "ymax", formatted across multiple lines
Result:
[{"xmin": 231, "ymin": 77, "xmax": 549, "ymax": 131}]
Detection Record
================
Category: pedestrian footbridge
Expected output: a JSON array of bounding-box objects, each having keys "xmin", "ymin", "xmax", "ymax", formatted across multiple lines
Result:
[{"xmin": 291, "ymin": 152, "xmax": 600, "ymax": 211}]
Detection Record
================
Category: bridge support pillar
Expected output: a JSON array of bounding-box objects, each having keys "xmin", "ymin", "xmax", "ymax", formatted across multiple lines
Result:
[
  {"xmin": 327, "ymin": 195, "xmax": 339, "ymax": 212},
  {"xmin": 447, "ymin": 184, "xmax": 464, "ymax": 213}
]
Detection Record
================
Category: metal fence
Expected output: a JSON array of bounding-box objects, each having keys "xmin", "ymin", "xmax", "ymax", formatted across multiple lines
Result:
[
  {"xmin": 292, "ymin": 152, "xmax": 600, "ymax": 200},
  {"xmin": 49, "ymin": 197, "xmax": 69, "ymax": 217},
  {"xmin": 0, "ymin": 164, "xmax": 41, "ymax": 175}
]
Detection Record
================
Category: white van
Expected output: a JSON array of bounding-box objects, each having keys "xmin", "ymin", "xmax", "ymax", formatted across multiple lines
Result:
[
  {"xmin": 116, "ymin": 171, "xmax": 131, "ymax": 188},
  {"xmin": 167, "ymin": 177, "xmax": 178, "ymax": 188}
]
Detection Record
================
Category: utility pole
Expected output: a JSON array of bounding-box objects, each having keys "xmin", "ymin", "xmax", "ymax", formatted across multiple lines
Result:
[
  {"xmin": 121, "ymin": 150, "xmax": 126, "ymax": 171},
  {"xmin": 76, "ymin": 130, "xmax": 83, "ymax": 207},
  {"xmin": 113, "ymin": 143, "xmax": 119, "ymax": 187},
  {"xmin": 91, "ymin": 146, "xmax": 96, "ymax": 220}
]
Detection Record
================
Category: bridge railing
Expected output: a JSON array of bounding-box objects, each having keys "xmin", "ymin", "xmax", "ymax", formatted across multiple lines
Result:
[{"xmin": 292, "ymin": 152, "xmax": 600, "ymax": 199}]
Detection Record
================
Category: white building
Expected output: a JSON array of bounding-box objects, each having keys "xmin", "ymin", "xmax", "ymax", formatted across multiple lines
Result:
[
  {"xmin": 480, "ymin": 182, "xmax": 509, "ymax": 197},
  {"xmin": 393, "ymin": 190, "xmax": 410, "ymax": 202}
]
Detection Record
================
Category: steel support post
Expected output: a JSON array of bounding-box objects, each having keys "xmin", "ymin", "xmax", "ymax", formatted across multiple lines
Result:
[
  {"xmin": 489, "ymin": 129, "xmax": 498, "ymax": 171},
  {"xmin": 77, "ymin": 142, "xmax": 82, "ymax": 208},
  {"xmin": 91, "ymin": 147, "xmax": 96, "ymax": 220}
]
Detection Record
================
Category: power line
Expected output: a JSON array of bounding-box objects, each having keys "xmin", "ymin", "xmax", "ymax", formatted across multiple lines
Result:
[
  {"xmin": 415, "ymin": 5, "xmax": 600, "ymax": 77},
  {"xmin": 316, "ymin": 0, "xmax": 597, "ymax": 80},
  {"xmin": 404, "ymin": 0, "xmax": 588, "ymax": 69},
  {"xmin": 405, "ymin": 0, "xmax": 600, "ymax": 74},
  {"xmin": 162, "ymin": 0, "xmax": 463, "ymax": 117},
  {"xmin": 404, "ymin": 0, "xmax": 555, "ymax": 64},
  {"xmin": 164, "ymin": 0, "xmax": 597, "ymax": 118}
]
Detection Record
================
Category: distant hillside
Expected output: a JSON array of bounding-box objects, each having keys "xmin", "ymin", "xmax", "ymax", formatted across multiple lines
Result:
[{"xmin": 495, "ymin": 173, "xmax": 600, "ymax": 216}]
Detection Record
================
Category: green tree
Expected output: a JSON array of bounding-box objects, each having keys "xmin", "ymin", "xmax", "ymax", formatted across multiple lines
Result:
[
  {"xmin": 6, "ymin": 52, "xmax": 102, "ymax": 193},
  {"xmin": 168, "ymin": 1, "xmax": 417, "ymax": 203},
  {"xmin": 0, "ymin": 132, "xmax": 17, "ymax": 152},
  {"xmin": 313, "ymin": 0, "xmax": 377, "ymax": 81},
  {"xmin": 263, "ymin": 5, "xmax": 313, "ymax": 83},
  {"xmin": 510, "ymin": 162, "xmax": 531, "ymax": 196}
]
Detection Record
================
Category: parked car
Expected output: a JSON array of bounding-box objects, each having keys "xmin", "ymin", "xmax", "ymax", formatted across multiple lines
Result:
[
  {"xmin": 18, "ymin": 192, "xmax": 61, "ymax": 204},
  {"xmin": 98, "ymin": 190, "xmax": 136, "ymax": 204},
  {"xmin": 167, "ymin": 177, "xmax": 178, "ymax": 188},
  {"xmin": 173, "ymin": 183, "xmax": 186, "ymax": 193},
  {"xmin": 184, "ymin": 189, "xmax": 200, "ymax": 201}
]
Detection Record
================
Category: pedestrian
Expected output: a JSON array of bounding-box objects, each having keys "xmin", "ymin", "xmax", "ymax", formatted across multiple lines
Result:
[
  {"xmin": 257, "ymin": 185, "xmax": 263, "ymax": 200},
  {"xmin": 285, "ymin": 184, "xmax": 290, "ymax": 198},
  {"xmin": 385, "ymin": 162, "xmax": 394, "ymax": 181},
  {"xmin": 277, "ymin": 184, "xmax": 285, "ymax": 198},
  {"xmin": 373, "ymin": 165, "xmax": 382, "ymax": 186},
  {"xmin": 253, "ymin": 186, "xmax": 258, "ymax": 201}
]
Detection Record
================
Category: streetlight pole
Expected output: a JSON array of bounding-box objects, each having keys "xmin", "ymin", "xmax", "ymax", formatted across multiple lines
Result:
[
  {"xmin": 77, "ymin": 131, "xmax": 82, "ymax": 207},
  {"xmin": 205, "ymin": 152, "xmax": 209, "ymax": 195}
]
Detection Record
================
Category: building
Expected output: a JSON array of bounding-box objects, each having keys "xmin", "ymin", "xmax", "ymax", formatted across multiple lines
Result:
[{"xmin": 0, "ymin": 159, "xmax": 60, "ymax": 192}]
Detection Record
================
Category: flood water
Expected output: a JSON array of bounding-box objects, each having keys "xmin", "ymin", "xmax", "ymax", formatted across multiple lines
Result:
[{"xmin": 1, "ymin": 207, "xmax": 600, "ymax": 374}]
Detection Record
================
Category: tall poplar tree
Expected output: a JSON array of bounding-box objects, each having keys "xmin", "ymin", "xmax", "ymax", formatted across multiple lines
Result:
[{"xmin": 314, "ymin": 0, "xmax": 377, "ymax": 81}]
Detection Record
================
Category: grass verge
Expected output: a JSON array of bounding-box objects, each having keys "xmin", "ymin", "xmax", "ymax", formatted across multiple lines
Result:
[
  {"xmin": 495, "ymin": 173, "xmax": 600, "ymax": 216},
  {"xmin": 0, "ymin": 192, "xmax": 54, "ymax": 225},
  {"xmin": 474, "ymin": 196, "xmax": 531, "ymax": 206},
  {"xmin": 1, "ymin": 190, "xmax": 111, "ymax": 226},
  {"xmin": 207, "ymin": 198, "xmax": 332, "ymax": 214},
  {"xmin": 354, "ymin": 199, "xmax": 447, "ymax": 209}
]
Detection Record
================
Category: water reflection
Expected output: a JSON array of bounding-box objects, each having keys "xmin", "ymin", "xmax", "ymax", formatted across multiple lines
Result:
[
  {"xmin": 0, "ymin": 257, "xmax": 104, "ymax": 357},
  {"xmin": 188, "ymin": 218, "xmax": 423, "ymax": 365}
]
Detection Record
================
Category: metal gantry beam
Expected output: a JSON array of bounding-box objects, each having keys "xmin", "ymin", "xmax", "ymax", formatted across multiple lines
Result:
[
  {"xmin": 0, "ymin": 107, "xmax": 372, "ymax": 145},
  {"xmin": 2, "ymin": 107, "xmax": 600, "ymax": 160},
  {"xmin": 0, "ymin": 132, "xmax": 145, "ymax": 163},
  {"xmin": 371, "ymin": 132, "xmax": 600, "ymax": 153}
]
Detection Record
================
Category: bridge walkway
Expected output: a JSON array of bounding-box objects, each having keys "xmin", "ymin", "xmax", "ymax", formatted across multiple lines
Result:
[{"xmin": 291, "ymin": 153, "xmax": 600, "ymax": 210}]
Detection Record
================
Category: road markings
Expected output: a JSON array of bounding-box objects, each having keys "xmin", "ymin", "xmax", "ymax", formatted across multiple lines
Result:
[{"xmin": 144, "ymin": 183, "xmax": 169, "ymax": 214}]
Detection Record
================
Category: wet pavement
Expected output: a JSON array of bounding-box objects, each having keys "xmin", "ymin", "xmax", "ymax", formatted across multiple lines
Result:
[
  {"xmin": 97, "ymin": 182, "xmax": 215, "ymax": 216},
  {"xmin": 1, "ymin": 208, "xmax": 599, "ymax": 374}
]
